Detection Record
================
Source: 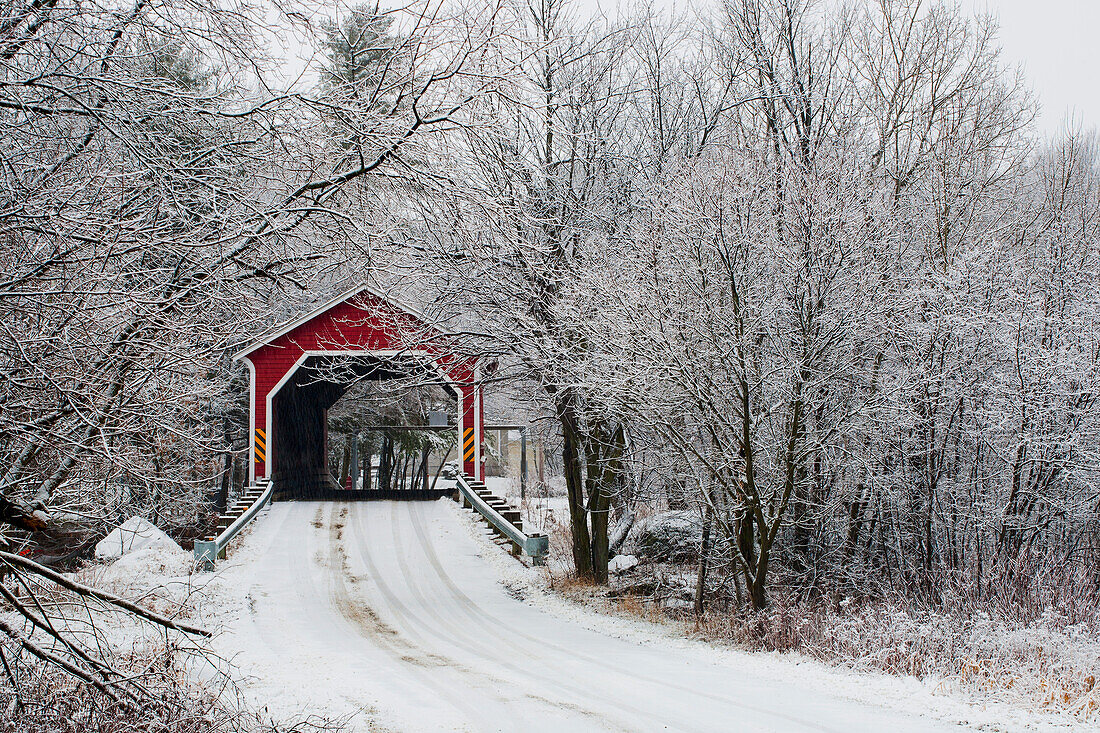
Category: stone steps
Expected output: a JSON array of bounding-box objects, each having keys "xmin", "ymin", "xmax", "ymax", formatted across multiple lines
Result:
[
  {"xmin": 457, "ymin": 476, "xmax": 525, "ymax": 554},
  {"xmin": 211, "ymin": 481, "xmax": 270, "ymax": 535}
]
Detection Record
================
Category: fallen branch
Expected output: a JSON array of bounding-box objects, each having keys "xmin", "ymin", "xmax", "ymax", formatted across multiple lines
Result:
[
  {"xmin": 0, "ymin": 551, "xmax": 210, "ymax": 637},
  {"xmin": 0, "ymin": 496, "xmax": 47, "ymax": 532},
  {"xmin": 0, "ymin": 617, "xmax": 125, "ymax": 705}
]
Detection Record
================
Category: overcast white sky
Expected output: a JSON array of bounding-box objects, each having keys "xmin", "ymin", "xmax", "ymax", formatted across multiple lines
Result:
[{"xmin": 965, "ymin": 0, "xmax": 1100, "ymax": 136}]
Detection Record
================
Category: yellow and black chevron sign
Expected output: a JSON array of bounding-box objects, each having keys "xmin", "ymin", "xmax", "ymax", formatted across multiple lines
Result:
[
  {"xmin": 254, "ymin": 428, "xmax": 266, "ymax": 463},
  {"xmin": 462, "ymin": 427, "xmax": 475, "ymax": 462}
]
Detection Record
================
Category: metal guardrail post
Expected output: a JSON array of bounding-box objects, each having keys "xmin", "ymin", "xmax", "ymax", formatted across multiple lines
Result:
[
  {"xmin": 194, "ymin": 539, "xmax": 217, "ymax": 572},
  {"xmin": 523, "ymin": 534, "xmax": 549, "ymax": 565}
]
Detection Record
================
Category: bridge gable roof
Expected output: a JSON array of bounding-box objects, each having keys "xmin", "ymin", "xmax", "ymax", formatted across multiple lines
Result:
[{"xmin": 233, "ymin": 285, "xmax": 468, "ymax": 380}]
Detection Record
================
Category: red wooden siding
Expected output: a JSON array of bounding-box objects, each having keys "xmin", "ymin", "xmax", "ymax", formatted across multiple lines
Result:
[{"xmin": 239, "ymin": 290, "xmax": 482, "ymax": 482}]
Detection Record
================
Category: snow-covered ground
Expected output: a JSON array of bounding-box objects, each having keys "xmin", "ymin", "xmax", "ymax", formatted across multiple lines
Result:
[{"xmin": 190, "ymin": 497, "xmax": 1077, "ymax": 732}]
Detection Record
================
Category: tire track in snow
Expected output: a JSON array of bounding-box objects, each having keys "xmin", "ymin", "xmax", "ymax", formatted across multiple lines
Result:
[
  {"xmin": 345, "ymin": 501, "xmax": 625, "ymax": 730},
  {"xmin": 320, "ymin": 502, "xmax": 493, "ymax": 727},
  {"xmin": 326, "ymin": 504, "xmax": 442, "ymax": 666},
  {"xmin": 236, "ymin": 502, "xmax": 491, "ymax": 730},
  {"xmin": 382, "ymin": 500, "xmax": 639, "ymax": 732},
  {"xmin": 225, "ymin": 503, "xmax": 393, "ymax": 727},
  {"xmin": 222, "ymin": 502, "xmax": 968, "ymax": 733},
  {"xmin": 406, "ymin": 500, "xmax": 841, "ymax": 733}
]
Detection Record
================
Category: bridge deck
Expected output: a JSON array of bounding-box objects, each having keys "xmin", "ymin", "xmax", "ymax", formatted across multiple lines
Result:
[{"xmin": 274, "ymin": 488, "xmax": 454, "ymax": 502}]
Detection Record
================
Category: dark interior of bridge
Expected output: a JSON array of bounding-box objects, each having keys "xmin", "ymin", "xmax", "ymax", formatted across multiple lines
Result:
[{"xmin": 271, "ymin": 355, "xmax": 456, "ymax": 500}]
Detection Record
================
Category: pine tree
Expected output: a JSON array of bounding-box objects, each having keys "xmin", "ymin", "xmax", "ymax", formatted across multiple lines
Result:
[{"xmin": 320, "ymin": 5, "xmax": 401, "ymax": 106}]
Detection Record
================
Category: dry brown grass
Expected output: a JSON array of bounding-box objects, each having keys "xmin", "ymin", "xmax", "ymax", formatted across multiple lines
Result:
[
  {"xmin": 690, "ymin": 593, "xmax": 1100, "ymax": 722},
  {"xmin": 547, "ymin": 563, "xmax": 688, "ymax": 629}
]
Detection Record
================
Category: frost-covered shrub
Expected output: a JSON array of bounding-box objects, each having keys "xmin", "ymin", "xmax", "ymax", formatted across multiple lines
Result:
[
  {"xmin": 608, "ymin": 554, "xmax": 639, "ymax": 574},
  {"xmin": 0, "ymin": 641, "xmax": 246, "ymax": 733},
  {"xmin": 703, "ymin": 596, "xmax": 1100, "ymax": 722},
  {"xmin": 95, "ymin": 516, "xmax": 184, "ymax": 562},
  {"xmin": 623, "ymin": 511, "xmax": 702, "ymax": 562}
]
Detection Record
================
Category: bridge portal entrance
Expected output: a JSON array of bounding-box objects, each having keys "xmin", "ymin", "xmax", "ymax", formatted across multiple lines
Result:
[{"xmin": 234, "ymin": 286, "xmax": 485, "ymax": 500}]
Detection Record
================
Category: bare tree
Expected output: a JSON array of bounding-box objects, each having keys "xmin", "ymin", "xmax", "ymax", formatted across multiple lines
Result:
[{"xmin": 0, "ymin": 0, "xmax": 510, "ymax": 703}]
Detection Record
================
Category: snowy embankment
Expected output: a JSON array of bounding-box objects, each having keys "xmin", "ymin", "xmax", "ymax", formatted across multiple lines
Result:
[
  {"xmin": 496, "ymin": 478, "xmax": 1098, "ymax": 726},
  {"xmin": 0, "ymin": 517, "xmax": 249, "ymax": 732},
  {"xmin": 161, "ymin": 497, "xmax": 1078, "ymax": 732}
]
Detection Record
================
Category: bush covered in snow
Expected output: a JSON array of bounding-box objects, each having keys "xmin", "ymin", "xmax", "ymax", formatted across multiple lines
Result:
[
  {"xmin": 0, "ymin": 641, "xmax": 248, "ymax": 733},
  {"xmin": 0, "ymin": 639, "xmax": 352, "ymax": 732},
  {"xmin": 622, "ymin": 511, "xmax": 702, "ymax": 563},
  {"xmin": 0, "ymin": 532, "xmax": 352, "ymax": 733},
  {"xmin": 608, "ymin": 554, "xmax": 639, "ymax": 574}
]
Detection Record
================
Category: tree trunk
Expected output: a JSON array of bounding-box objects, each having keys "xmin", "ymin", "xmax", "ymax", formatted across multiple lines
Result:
[
  {"xmin": 558, "ymin": 391, "xmax": 593, "ymax": 580},
  {"xmin": 339, "ymin": 435, "xmax": 351, "ymax": 487},
  {"xmin": 0, "ymin": 497, "xmax": 48, "ymax": 532},
  {"xmin": 215, "ymin": 415, "xmax": 233, "ymax": 513},
  {"xmin": 379, "ymin": 435, "xmax": 392, "ymax": 491},
  {"xmin": 748, "ymin": 571, "xmax": 768, "ymax": 610},
  {"xmin": 694, "ymin": 504, "xmax": 712, "ymax": 615},
  {"xmin": 588, "ymin": 422, "xmax": 625, "ymax": 585},
  {"xmin": 590, "ymin": 483, "xmax": 610, "ymax": 584},
  {"xmin": 398, "ymin": 452, "xmax": 409, "ymax": 491},
  {"xmin": 217, "ymin": 453, "xmax": 233, "ymax": 514}
]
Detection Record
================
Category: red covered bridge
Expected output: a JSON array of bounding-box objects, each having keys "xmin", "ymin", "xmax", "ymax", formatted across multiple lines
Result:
[{"xmin": 233, "ymin": 286, "xmax": 485, "ymax": 499}]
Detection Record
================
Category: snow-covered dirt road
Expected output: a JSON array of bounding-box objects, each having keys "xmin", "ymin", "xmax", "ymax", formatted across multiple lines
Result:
[{"xmin": 206, "ymin": 500, "xmax": 1016, "ymax": 732}]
